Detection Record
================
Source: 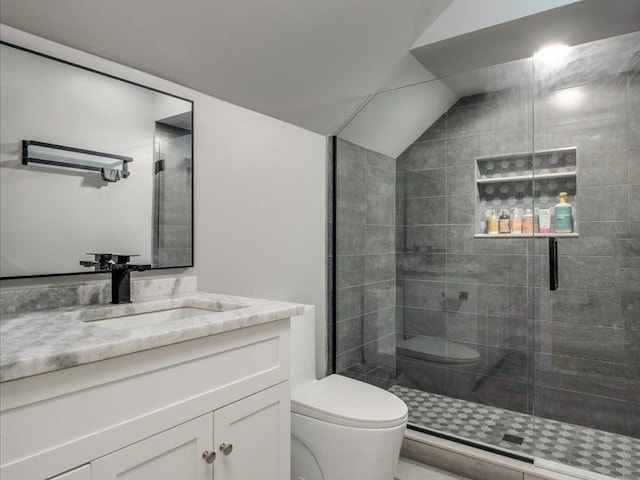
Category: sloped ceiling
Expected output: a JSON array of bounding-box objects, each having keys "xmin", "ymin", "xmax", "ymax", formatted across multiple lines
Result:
[{"xmin": 0, "ymin": 0, "xmax": 452, "ymax": 135}]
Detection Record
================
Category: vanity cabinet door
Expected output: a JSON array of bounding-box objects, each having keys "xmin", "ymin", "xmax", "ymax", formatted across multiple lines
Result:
[
  {"xmin": 91, "ymin": 413, "xmax": 213, "ymax": 480},
  {"xmin": 213, "ymin": 382, "xmax": 290, "ymax": 480}
]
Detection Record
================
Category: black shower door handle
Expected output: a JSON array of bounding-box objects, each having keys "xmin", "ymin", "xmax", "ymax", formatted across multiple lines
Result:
[{"xmin": 549, "ymin": 237, "xmax": 558, "ymax": 291}]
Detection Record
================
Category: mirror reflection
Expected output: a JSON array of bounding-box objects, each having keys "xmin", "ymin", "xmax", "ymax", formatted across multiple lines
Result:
[{"xmin": 0, "ymin": 43, "xmax": 193, "ymax": 278}]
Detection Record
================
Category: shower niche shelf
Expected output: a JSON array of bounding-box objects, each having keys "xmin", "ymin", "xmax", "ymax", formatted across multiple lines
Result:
[{"xmin": 474, "ymin": 147, "xmax": 578, "ymax": 238}]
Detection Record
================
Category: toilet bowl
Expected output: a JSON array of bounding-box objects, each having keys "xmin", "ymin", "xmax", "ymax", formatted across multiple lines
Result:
[
  {"xmin": 290, "ymin": 307, "xmax": 408, "ymax": 480},
  {"xmin": 396, "ymin": 336, "xmax": 481, "ymax": 394}
]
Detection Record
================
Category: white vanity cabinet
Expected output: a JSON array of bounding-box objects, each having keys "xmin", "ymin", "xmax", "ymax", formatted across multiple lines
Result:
[
  {"xmin": 1, "ymin": 319, "xmax": 291, "ymax": 480},
  {"xmin": 90, "ymin": 384, "xmax": 289, "ymax": 480}
]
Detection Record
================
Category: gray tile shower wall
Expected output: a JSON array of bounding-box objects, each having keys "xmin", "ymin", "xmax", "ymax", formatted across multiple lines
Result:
[
  {"xmin": 530, "ymin": 31, "xmax": 639, "ymax": 438},
  {"xmin": 393, "ymin": 31, "xmax": 640, "ymax": 438},
  {"xmin": 395, "ymin": 72, "xmax": 535, "ymax": 415},
  {"xmin": 335, "ymin": 139, "xmax": 396, "ymax": 388}
]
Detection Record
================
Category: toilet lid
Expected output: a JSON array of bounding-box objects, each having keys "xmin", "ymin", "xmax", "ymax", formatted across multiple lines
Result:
[
  {"xmin": 291, "ymin": 375, "xmax": 408, "ymax": 429},
  {"xmin": 396, "ymin": 337, "xmax": 481, "ymax": 364}
]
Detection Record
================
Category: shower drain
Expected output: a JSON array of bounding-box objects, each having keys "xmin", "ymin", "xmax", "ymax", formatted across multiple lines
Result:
[{"xmin": 502, "ymin": 434, "xmax": 525, "ymax": 445}]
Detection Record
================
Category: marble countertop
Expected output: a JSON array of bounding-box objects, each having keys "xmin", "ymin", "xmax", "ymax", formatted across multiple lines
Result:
[{"xmin": 0, "ymin": 292, "xmax": 304, "ymax": 382}]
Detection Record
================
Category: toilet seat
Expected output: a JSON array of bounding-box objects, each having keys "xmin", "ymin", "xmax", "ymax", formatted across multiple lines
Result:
[
  {"xmin": 291, "ymin": 374, "xmax": 408, "ymax": 429},
  {"xmin": 397, "ymin": 336, "xmax": 481, "ymax": 365}
]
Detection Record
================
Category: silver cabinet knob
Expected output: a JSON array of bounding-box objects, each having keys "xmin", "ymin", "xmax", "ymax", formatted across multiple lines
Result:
[
  {"xmin": 202, "ymin": 450, "xmax": 216, "ymax": 464},
  {"xmin": 220, "ymin": 443, "xmax": 233, "ymax": 456}
]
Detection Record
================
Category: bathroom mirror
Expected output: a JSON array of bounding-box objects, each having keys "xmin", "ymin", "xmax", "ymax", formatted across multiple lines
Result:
[{"xmin": 0, "ymin": 42, "xmax": 194, "ymax": 278}]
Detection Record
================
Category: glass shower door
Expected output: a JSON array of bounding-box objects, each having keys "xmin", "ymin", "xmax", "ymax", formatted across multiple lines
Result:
[{"xmin": 531, "ymin": 32, "xmax": 640, "ymax": 479}]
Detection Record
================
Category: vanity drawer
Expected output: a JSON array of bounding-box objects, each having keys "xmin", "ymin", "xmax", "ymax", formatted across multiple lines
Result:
[{"xmin": 0, "ymin": 318, "xmax": 290, "ymax": 480}]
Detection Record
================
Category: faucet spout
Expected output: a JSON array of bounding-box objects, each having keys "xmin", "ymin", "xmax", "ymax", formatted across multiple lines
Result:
[{"xmin": 80, "ymin": 253, "xmax": 151, "ymax": 304}]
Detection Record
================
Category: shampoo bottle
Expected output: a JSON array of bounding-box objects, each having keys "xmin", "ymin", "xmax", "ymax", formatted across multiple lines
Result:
[
  {"xmin": 523, "ymin": 209, "xmax": 534, "ymax": 234},
  {"xmin": 488, "ymin": 209, "xmax": 499, "ymax": 235},
  {"xmin": 511, "ymin": 208, "xmax": 523, "ymax": 234},
  {"xmin": 499, "ymin": 209, "xmax": 511, "ymax": 234},
  {"xmin": 554, "ymin": 192, "xmax": 573, "ymax": 233}
]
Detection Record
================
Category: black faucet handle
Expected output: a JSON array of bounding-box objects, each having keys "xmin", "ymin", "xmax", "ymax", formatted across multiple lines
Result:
[{"xmin": 129, "ymin": 264, "xmax": 152, "ymax": 272}]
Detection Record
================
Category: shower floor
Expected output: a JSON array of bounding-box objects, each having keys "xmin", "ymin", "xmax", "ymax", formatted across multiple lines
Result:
[{"xmin": 389, "ymin": 385, "xmax": 640, "ymax": 479}]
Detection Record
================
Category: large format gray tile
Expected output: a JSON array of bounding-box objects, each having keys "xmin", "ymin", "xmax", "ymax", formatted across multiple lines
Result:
[
  {"xmin": 446, "ymin": 254, "xmax": 528, "ymax": 286},
  {"xmin": 535, "ymin": 352, "xmax": 639, "ymax": 402},
  {"xmin": 365, "ymin": 253, "xmax": 395, "ymax": 283},
  {"xmin": 446, "ymin": 312, "xmax": 529, "ymax": 351},
  {"xmin": 401, "ymin": 280, "xmax": 446, "ymax": 311},
  {"xmin": 403, "ymin": 167, "xmax": 447, "ymax": 198},
  {"xmin": 406, "ymin": 197, "xmax": 447, "ymax": 225},
  {"xmin": 577, "ymin": 185, "xmax": 628, "ymax": 221},
  {"xmin": 448, "ymin": 225, "xmax": 530, "ymax": 255},
  {"xmin": 534, "ymin": 31, "xmax": 639, "ymax": 91},
  {"xmin": 446, "ymin": 128, "xmax": 529, "ymax": 166},
  {"xmin": 534, "ymin": 320, "xmax": 629, "ymax": 364},
  {"xmin": 630, "ymin": 184, "xmax": 640, "ymax": 220},
  {"xmin": 366, "ymin": 148, "xmax": 395, "ymax": 171},
  {"xmin": 336, "ymin": 191, "xmax": 366, "ymax": 225},
  {"xmin": 535, "ymin": 254, "xmax": 618, "ymax": 291},
  {"xmin": 534, "ymin": 80, "xmax": 628, "ymax": 127},
  {"xmin": 336, "ymin": 285, "xmax": 364, "ymax": 321},
  {"xmin": 630, "ymin": 149, "xmax": 640, "ymax": 184},
  {"xmin": 366, "ymin": 165, "xmax": 395, "ymax": 197},
  {"xmin": 336, "ymin": 222, "xmax": 365, "ymax": 255},
  {"xmin": 446, "ymin": 283, "xmax": 530, "ymax": 319},
  {"xmin": 366, "ymin": 225, "xmax": 395, "ymax": 253},
  {"xmin": 363, "ymin": 332, "xmax": 395, "ymax": 371},
  {"xmin": 335, "ymin": 346, "xmax": 364, "ymax": 373},
  {"xmin": 447, "ymin": 92, "xmax": 527, "ymax": 139},
  {"xmin": 446, "ymin": 195, "xmax": 475, "ymax": 224},
  {"xmin": 399, "ymin": 225, "xmax": 447, "ymax": 254},
  {"xmin": 399, "ymin": 306, "xmax": 447, "ymax": 338},
  {"xmin": 366, "ymin": 194, "xmax": 394, "ymax": 225},
  {"xmin": 397, "ymin": 253, "xmax": 446, "ymax": 282},
  {"xmin": 336, "ymin": 155, "xmax": 365, "ymax": 195},
  {"xmin": 398, "ymin": 140, "xmax": 446, "ymax": 171},
  {"xmin": 363, "ymin": 306, "xmax": 395, "ymax": 344},
  {"xmin": 336, "ymin": 254, "xmax": 364, "ymax": 288},
  {"xmin": 446, "ymin": 165, "xmax": 475, "ymax": 196},
  {"xmin": 579, "ymin": 149, "xmax": 628, "ymax": 187},
  {"xmin": 535, "ymin": 386, "xmax": 630, "ymax": 437},
  {"xmin": 337, "ymin": 315, "xmax": 363, "ymax": 352},
  {"xmin": 534, "ymin": 114, "xmax": 628, "ymax": 154},
  {"xmin": 533, "ymin": 287, "xmax": 630, "ymax": 327},
  {"xmin": 364, "ymin": 280, "xmax": 394, "ymax": 314}
]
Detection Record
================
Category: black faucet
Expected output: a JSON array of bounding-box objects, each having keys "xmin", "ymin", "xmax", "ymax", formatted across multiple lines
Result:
[{"xmin": 80, "ymin": 253, "xmax": 151, "ymax": 304}]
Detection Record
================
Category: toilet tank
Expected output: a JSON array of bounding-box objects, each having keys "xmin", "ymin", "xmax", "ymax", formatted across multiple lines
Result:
[{"xmin": 290, "ymin": 305, "xmax": 316, "ymax": 387}]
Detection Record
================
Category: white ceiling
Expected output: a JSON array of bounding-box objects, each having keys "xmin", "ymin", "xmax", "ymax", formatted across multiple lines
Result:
[{"xmin": 0, "ymin": 0, "xmax": 452, "ymax": 135}]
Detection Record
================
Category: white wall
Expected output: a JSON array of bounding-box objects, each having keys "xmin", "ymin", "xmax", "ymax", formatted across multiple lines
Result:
[{"xmin": 0, "ymin": 25, "xmax": 328, "ymax": 375}]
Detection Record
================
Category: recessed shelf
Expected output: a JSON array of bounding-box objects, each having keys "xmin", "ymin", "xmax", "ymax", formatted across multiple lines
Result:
[
  {"xmin": 476, "ymin": 171, "xmax": 577, "ymax": 184},
  {"xmin": 474, "ymin": 233, "xmax": 579, "ymax": 238},
  {"xmin": 475, "ymin": 147, "xmax": 579, "ymax": 238}
]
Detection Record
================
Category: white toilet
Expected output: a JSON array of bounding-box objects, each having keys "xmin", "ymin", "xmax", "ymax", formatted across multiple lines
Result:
[{"xmin": 290, "ymin": 307, "xmax": 408, "ymax": 480}]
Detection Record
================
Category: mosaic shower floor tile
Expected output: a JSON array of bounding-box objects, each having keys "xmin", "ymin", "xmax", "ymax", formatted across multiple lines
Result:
[{"xmin": 389, "ymin": 385, "xmax": 640, "ymax": 479}]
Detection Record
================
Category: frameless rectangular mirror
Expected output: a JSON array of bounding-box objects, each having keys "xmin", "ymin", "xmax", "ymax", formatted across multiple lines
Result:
[{"xmin": 0, "ymin": 42, "xmax": 194, "ymax": 279}]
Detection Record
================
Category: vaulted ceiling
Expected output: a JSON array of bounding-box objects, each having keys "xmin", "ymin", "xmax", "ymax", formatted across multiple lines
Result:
[
  {"xmin": 1, "ymin": 0, "xmax": 638, "ymax": 142},
  {"xmin": 0, "ymin": 0, "xmax": 452, "ymax": 134}
]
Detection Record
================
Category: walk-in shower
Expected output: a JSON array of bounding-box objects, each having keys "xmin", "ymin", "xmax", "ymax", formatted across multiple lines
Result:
[{"xmin": 331, "ymin": 31, "xmax": 639, "ymax": 479}]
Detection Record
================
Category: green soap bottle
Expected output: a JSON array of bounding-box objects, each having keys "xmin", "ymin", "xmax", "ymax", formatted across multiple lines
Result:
[{"xmin": 554, "ymin": 192, "xmax": 573, "ymax": 233}]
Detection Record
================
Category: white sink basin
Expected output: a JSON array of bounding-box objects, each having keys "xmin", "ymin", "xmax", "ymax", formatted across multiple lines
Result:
[
  {"xmin": 89, "ymin": 307, "xmax": 217, "ymax": 329},
  {"xmin": 78, "ymin": 298, "xmax": 245, "ymax": 330}
]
